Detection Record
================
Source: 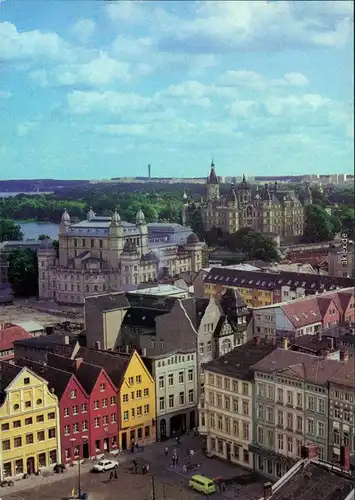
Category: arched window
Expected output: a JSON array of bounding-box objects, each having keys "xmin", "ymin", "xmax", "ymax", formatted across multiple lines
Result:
[{"xmin": 246, "ymin": 206, "xmax": 253, "ymax": 217}]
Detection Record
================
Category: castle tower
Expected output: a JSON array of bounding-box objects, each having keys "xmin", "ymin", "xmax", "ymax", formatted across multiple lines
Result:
[
  {"xmin": 136, "ymin": 208, "xmax": 149, "ymax": 256},
  {"xmin": 108, "ymin": 209, "xmax": 124, "ymax": 269},
  {"xmin": 58, "ymin": 209, "xmax": 70, "ymax": 267},
  {"xmin": 120, "ymin": 241, "xmax": 140, "ymax": 286},
  {"xmin": 38, "ymin": 239, "xmax": 57, "ymax": 300},
  {"xmin": 206, "ymin": 159, "xmax": 219, "ymax": 201},
  {"xmin": 184, "ymin": 233, "xmax": 203, "ymax": 272},
  {"xmin": 181, "ymin": 191, "xmax": 188, "ymax": 227}
]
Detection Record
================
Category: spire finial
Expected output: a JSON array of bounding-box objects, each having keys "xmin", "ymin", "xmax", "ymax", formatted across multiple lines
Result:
[
  {"xmin": 242, "ymin": 174, "xmax": 246, "ymax": 183},
  {"xmin": 211, "ymin": 157, "xmax": 215, "ymax": 168}
]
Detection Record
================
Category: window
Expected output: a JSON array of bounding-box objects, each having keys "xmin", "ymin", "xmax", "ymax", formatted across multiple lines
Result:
[
  {"xmin": 179, "ymin": 392, "xmax": 185, "ymax": 405},
  {"xmin": 72, "ymin": 422, "xmax": 79, "ymax": 434},
  {"xmin": 111, "ymin": 413, "xmax": 116, "ymax": 424},
  {"xmin": 94, "ymin": 417, "xmax": 100, "ymax": 427},
  {"xmin": 159, "ymin": 376, "xmax": 164, "ymax": 389},
  {"xmin": 48, "ymin": 412, "xmax": 55, "ymax": 420},
  {"xmin": 224, "ymin": 396, "xmax": 230, "ymax": 410},
  {"xmin": 136, "ymin": 390, "xmax": 142, "ymax": 399},
  {"xmin": 2, "ymin": 440, "xmax": 10, "ymax": 451},
  {"xmin": 103, "ymin": 398, "xmax": 108, "ymax": 408},
  {"xmin": 209, "ymin": 392, "xmax": 215, "ymax": 405},
  {"xmin": 188, "ymin": 389, "xmax": 194, "ymax": 403},
  {"xmin": 296, "ymin": 415, "xmax": 303, "ymax": 432},
  {"xmin": 216, "ymin": 376, "xmax": 222, "ymax": 388},
  {"xmin": 144, "ymin": 404, "xmax": 149, "ymax": 415},
  {"xmin": 103, "ymin": 416, "xmax": 108, "ymax": 426},
  {"xmin": 287, "ymin": 391, "xmax": 293, "ymax": 405},
  {"xmin": 217, "ymin": 415, "xmax": 223, "ymax": 431},
  {"xmin": 286, "ymin": 413, "xmax": 293, "ymax": 430},
  {"xmin": 64, "ymin": 408, "xmax": 69, "ymax": 417},
  {"xmin": 317, "ymin": 421, "xmax": 325, "ymax": 438},
  {"xmin": 143, "ymin": 388, "xmax": 149, "ymax": 397},
  {"xmin": 257, "ymin": 404, "xmax": 264, "ymax": 420},
  {"xmin": 24, "ymin": 377, "xmax": 30, "ymax": 385},
  {"xmin": 267, "ymin": 430, "xmax": 274, "ymax": 447},
  {"xmin": 210, "ymin": 413, "xmax": 215, "ymax": 428},
  {"xmin": 25, "ymin": 401, "xmax": 31, "ymax": 408},
  {"xmin": 72, "ymin": 405, "xmax": 78, "ymax": 415},
  {"xmin": 318, "ymin": 399, "xmax": 325, "ymax": 414},
  {"xmin": 169, "ymin": 395, "xmax": 174, "ymax": 408},
  {"xmin": 233, "ymin": 380, "xmax": 238, "ymax": 393},
  {"xmin": 37, "ymin": 431, "xmax": 45, "ymax": 442},
  {"xmin": 267, "ymin": 407, "xmax": 273, "ymax": 422},
  {"xmin": 36, "ymin": 398, "xmax": 42, "ymax": 405},
  {"xmin": 100, "ymin": 383, "xmax": 106, "ymax": 392},
  {"xmin": 137, "ymin": 406, "xmax": 142, "ymax": 416},
  {"xmin": 188, "ymin": 369, "xmax": 193, "ymax": 382},
  {"xmin": 123, "ymin": 411, "xmax": 129, "ymax": 422},
  {"xmin": 258, "ymin": 427, "xmax": 264, "ymax": 444},
  {"xmin": 307, "ymin": 395, "xmax": 315, "ymax": 411},
  {"xmin": 179, "ymin": 372, "xmax": 184, "ymax": 384},
  {"xmin": 225, "ymin": 416, "xmax": 231, "ymax": 433},
  {"xmin": 277, "ymin": 388, "xmax": 283, "ymax": 403},
  {"xmin": 64, "ymin": 425, "xmax": 70, "ymax": 436},
  {"xmin": 110, "ymin": 397, "xmax": 116, "ymax": 406},
  {"xmin": 277, "ymin": 411, "xmax": 283, "ymax": 427},
  {"xmin": 242, "ymin": 382, "xmax": 248, "ymax": 396},
  {"xmin": 82, "ymin": 421, "xmax": 88, "ymax": 431},
  {"xmin": 296, "ymin": 393, "xmax": 303, "ymax": 407},
  {"xmin": 257, "ymin": 383, "xmax": 265, "ymax": 397},
  {"xmin": 168, "ymin": 374, "xmax": 174, "ymax": 386},
  {"xmin": 128, "ymin": 376, "xmax": 134, "ymax": 385},
  {"xmin": 296, "ymin": 439, "xmax": 302, "ymax": 457},
  {"xmin": 13, "ymin": 420, "xmax": 21, "ymax": 428},
  {"xmin": 224, "ymin": 378, "xmax": 230, "ymax": 391},
  {"xmin": 36, "ymin": 415, "xmax": 44, "ymax": 423},
  {"xmin": 333, "ymin": 428, "xmax": 340, "ymax": 445},
  {"xmin": 277, "ymin": 433, "xmax": 284, "ymax": 450},
  {"xmin": 242, "ymin": 422, "xmax": 249, "ymax": 440},
  {"xmin": 243, "ymin": 401, "xmax": 249, "ymax": 416},
  {"xmin": 233, "ymin": 398, "xmax": 239, "ymax": 413},
  {"xmin": 287, "ymin": 437, "xmax": 293, "ymax": 453},
  {"xmin": 208, "ymin": 373, "xmax": 215, "ymax": 385},
  {"xmin": 70, "ymin": 390, "xmax": 77, "ymax": 399},
  {"xmin": 159, "ymin": 397, "xmax": 165, "ymax": 411},
  {"xmin": 344, "ymin": 409, "xmax": 351, "ymax": 422},
  {"xmin": 1, "ymin": 423, "xmax": 9, "ymax": 431},
  {"xmin": 334, "ymin": 407, "xmax": 341, "ymax": 419},
  {"xmin": 307, "ymin": 418, "xmax": 314, "ymax": 434}
]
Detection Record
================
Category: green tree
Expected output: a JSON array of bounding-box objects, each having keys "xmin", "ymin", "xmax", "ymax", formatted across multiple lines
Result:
[
  {"xmin": 335, "ymin": 206, "xmax": 355, "ymax": 239},
  {"xmin": 227, "ymin": 228, "xmax": 280, "ymax": 262},
  {"xmin": 38, "ymin": 234, "xmax": 51, "ymax": 241},
  {"xmin": 303, "ymin": 205, "xmax": 339, "ymax": 243},
  {"xmin": 7, "ymin": 248, "xmax": 38, "ymax": 296},
  {"xmin": 0, "ymin": 219, "xmax": 23, "ymax": 242}
]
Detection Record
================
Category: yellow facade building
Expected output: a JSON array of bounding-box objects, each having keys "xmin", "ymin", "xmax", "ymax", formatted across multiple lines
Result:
[
  {"xmin": 0, "ymin": 363, "xmax": 61, "ymax": 480},
  {"xmin": 118, "ymin": 350, "xmax": 156, "ymax": 450}
]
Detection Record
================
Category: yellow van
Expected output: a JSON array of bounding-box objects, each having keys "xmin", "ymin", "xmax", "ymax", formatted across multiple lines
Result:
[{"xmin": 188, "ymin": 474, "xmax": 216, "ymax": 495}]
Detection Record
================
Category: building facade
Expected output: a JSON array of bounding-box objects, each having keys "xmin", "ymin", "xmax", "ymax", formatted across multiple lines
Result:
[
  {"xmin": 328, "ymin": 242, "xmax": 354, "ymax": 278},
  {"xmin": 0, "ymin": 363, "xmax": 61, "ymax": 480},
  {"xmin": 145, "ymin": 349, "xmax": 197, "ymax": 440},
  {"xmin": 199, "ymin": 340, "xmax": 275, "ymax": 470},
  {"xmin": 250, "ymin": 347, "xmax": 346, "ymax": 480},
  {"xmin": 38, "ymin": 209, "xmax": 205, "ymax": 304},
  {"xmin": 200, "ymin": 161, "xmax": 310, "ymax": 241}
]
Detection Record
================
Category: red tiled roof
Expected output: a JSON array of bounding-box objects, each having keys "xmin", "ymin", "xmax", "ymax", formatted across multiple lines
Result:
[
  {"xmin": 328, "ymin": 361, "xmax": 355, "ymax": 388},
  {"xmin": 0, "ymin": 326, "xmax": 32, "ymax": 352},
  {"xmin": 281, "ymin": 297, "xmax": 322, "ymax": 328},
  {"xmin": 315, "ymin": 297, "xmax": 333, "ymax": 317},
  {"xmin": 337, "ymin": 292, "xmax": 353, "ymax": 312}
]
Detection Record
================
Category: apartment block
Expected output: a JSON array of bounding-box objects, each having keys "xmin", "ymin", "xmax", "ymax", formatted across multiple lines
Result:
[
  {"xmin": 250, "ymin": 348, "xmax": 348, "ymax": 480},
  {"xmin": 199, "ymin": 339, "xmax": 276, "ymax": 469}
]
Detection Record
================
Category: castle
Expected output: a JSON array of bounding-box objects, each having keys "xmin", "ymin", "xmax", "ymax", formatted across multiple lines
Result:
[
  {"xmin": 38, "ymin": 208, "xmax": 204, "ymax": 304},
  {"xmin": 200, "ymin": 161, "xmax": 312, "ymax": 242}
]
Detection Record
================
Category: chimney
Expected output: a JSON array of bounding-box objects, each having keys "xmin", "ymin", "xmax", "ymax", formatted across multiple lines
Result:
[
  {"xmin": 253, "ymin": 336, "xmax": 260, "ymax": 345},
  {"xmin": 263, "ymin": 482, "xmax": 273, "ymax": 500},
  {"xmin": 340, "ymin": 350, "xmax": 349, "ymax": 362},
  {"xmin": 75, "ymin": 358, "xmax": 83, "ymax": 371},
  {"xmin": 64, "ymin": 335, "xmax": 70, "ymax": 345},
  {"xmin": 141, "ymin": 348, "xmax": 147, "ymax": 357},
  {"xmin": 283, "ymin": 338, "xmax": 289, "ymax": 350},
  {"xmin": 46, "ymin": 326, "xmax": 54, "ymax": 335},
  {"xmin": 301, "ymin": 444, "xmax": 318, "ymax": 459}
]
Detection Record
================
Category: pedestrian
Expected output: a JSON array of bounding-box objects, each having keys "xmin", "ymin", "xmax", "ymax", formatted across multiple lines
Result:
[
  {"xmin": 131, "ymin": 444, "xmax": 135, "ymax": 455},
  {"xmin": 145, "ymin": 464, "xmax": 150, "ymax": 473},
  {"xmin": 114, "ymin": 469, "xmax": 118, "ymax": 480},
  {"xmin": 109, "ymin": 471, "xmax": 114, "ymax": 481},
  {"xmin": 164, "ymin": 446, "xmax": 169, "ymax": 457},
  {"xmin": 189, "ymin": 449, "xmax": 194, "ymax": 458}
]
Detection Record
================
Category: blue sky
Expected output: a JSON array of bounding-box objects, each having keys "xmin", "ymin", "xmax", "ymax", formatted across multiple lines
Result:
[{"xmin": 0, "ymin": 1, "xmax": 353, "ymax": 180}]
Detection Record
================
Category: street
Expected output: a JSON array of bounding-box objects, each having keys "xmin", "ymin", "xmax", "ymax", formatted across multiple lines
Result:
[{"xmin": 0, "ymin": 436, "xmax": 265, "ymax": 500}]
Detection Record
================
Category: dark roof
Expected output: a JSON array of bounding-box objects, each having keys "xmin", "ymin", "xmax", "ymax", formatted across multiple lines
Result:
[
  {"xmin": 16, "ymin": 358, "xmax": 74, "ymax": 399},
  {"xmin": 205, "ymin": 267, "xmax": 354, "ymax": 292},
  {"xmin": 46, "ymin": 353, "xmax": 103, "ymax": 394},
  {"xmin": 75, "ymin": 348, "xmax": 129, "ymax": 388},
  {"xmin": 270, "ymin": 459, "xmax": 354, "ymax": 500},
  {"xmin": 13, "ymin": 332, "xmax": 78, "ymax": 350},
  {"xmin": 0, "ymin": 362, "xmax": 22, "ymax": 394},
  {"xmin": 207, "ymin": 163, "xmax": 218, "ymax": 184},
  {"xmin": 220, "ymin": 288, "xmax": 246, "ymax": 313},
  {"xmin": 251, "ymin": 348, "xmax": 344, "ymax": 385},
  {"xmin": 288, "ymin": 335, "xmax": 337, "ymax": 355},
  {"xmin": 202, "ymin": 340, "xmax": 276, "ymax": 381},
  {"xmin": 84, "ymin": 292, "xmax": 130, "ymax": 311},
  {"xmin": 186, "ymin": 233, "xmax": 200, "ymax": 244}
]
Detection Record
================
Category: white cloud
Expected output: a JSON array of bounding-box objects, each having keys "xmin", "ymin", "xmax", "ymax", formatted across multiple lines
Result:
[
  {"xmin": 218, "ymin": 71, "xmax": 265, "ymax": 89},
  {"xmin": 29, "ymin": 69, "xmax": 49, "ymax": 87},
  {"xmin": 67, "ymin": 90, "xmax": 151, "ymax": 115},
  {"xmin": 0, "ymin": 21, "xmax": 78, "ymax": 62},
  {"xmin": 96, "ymin": 124, "xmax": 148, "ymax": 137},
  {"xmin": 275, "ymin": 73, "xmax": 309, "ymax": 87},
  {"xmin": 229, "ymin": 100, "xmax": 258, "ymax": 118},
  {"xmin": 16, "ymin": 121, "xmax": 39, "ymax": 137},
  {"xmin": 264, "ymin": 94, "xmax": 331, "ymax": 116},
  {"xmin": 0, "ymin": 90, "xmax": 11, "ymax": 98},
  {"xmin": 70, "ymin": 19, "xmax": 95, "ymax": 43}
]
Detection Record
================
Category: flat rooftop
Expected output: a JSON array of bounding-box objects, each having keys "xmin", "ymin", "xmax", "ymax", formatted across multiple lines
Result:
[{"xmin": 127, "ymin": 285, "xmax": 188, "ymax": 297}]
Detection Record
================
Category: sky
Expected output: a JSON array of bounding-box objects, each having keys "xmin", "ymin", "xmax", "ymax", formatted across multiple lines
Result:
[{"xmin": 0, "ymin": 1, "xmax": 353, "ymax": 180}]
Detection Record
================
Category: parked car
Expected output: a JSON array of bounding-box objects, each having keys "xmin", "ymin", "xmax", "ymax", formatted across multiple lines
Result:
[{"xmin": 92, "ymin": 460, "xmax": 119, "ymax": 472}]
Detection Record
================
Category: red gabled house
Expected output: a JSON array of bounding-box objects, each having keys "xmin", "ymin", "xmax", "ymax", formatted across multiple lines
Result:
[
  {"xmin": 316, "ymin": 297, "xmax": 340, "ymax": 330},
  {"xmin": 47, "ymin": 353, "xmax": 119, "ymax": 458},
  {"xmin": 16, "ymin": 358, "xmax": 91, "ymax": 463},
  {"xmin": 0, "ymin": 325, "xmax": 32, "ymax": 362}
]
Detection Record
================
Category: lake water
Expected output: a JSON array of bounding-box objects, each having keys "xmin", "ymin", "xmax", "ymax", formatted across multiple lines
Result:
[
  {"xmin": 19, "ymin": 222, "xmax": 59, "ymax": 240},
  {"xmin": 0, "ymin": 192, "xmax": 59, "ymax": 240}
]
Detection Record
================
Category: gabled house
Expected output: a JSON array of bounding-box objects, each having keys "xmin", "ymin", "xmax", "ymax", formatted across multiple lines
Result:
[
  {"xmin": 0, "ymin": 325, "xmax": 32, "ymax": 362},
  {"xmin": 46, "ymin": 353, "xmax": 119, "ymax": 458},
  {"xmin": 16, "ymin": 358, "xmax": 91, "ymax": 463},
  {"xmin": 315, "ymin": 296, "xmax": 340, "ymax": 329},
  {"xmin": 70, "ymin": 348, "xmax": 156, "ymax": 450}
]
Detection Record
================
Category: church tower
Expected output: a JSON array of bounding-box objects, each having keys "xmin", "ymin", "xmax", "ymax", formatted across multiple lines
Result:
[
  {"xmin": 181, "ymin": 191, "xmax": 188, "ymax": 227},
  {"xmin": 206, "ymin": 159, "xmax": 220, "ymax": 201},
  {"xmin": 108, "ymin": 209, "xmax": 124, "ymax": 269},
  {"xmin": 136, "ymin": 209, "xmax": 149, "ymax": 256}
]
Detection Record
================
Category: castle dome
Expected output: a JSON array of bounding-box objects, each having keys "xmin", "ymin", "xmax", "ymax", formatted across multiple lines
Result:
[
  {"xmin": 61, "ymin": 209, "xmax": 70, "ymax": 223},
  {"xmin": 87, "ymin": 207, "xmax": 95, "ymax": 221},
  {"xmin": 186, "ymin": 233, "xmax": 200, "ymax": 244},
  {"xmin": 136, "ymin": 208, "xmax": 146, "ymax": 224},
  {"xmin": 110, "ymin": 209, "xmax": 121, "ymax": 225}
]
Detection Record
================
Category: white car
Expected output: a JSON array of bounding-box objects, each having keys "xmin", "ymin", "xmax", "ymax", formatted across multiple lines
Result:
[{"xmin": 93, "ymin": 459, "xmax": 119, "ymax": 472}]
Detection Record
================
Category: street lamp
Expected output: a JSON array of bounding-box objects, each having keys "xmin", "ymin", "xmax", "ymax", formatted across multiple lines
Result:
[{"xmin": 70, "ymin": 436, "xmax": 88, "ymax": 499}]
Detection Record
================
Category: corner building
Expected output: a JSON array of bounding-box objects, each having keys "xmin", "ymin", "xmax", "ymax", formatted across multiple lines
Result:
[
  {"xmin": 200, "ymin": 161, "xmax": 311, "ymax": 242},
  {"xmin": 38, "ymin": 208, "xmax": 205, "ymax": 304},
  {"xmin": 0, "ymin": 363, "xmax": 61, "ymax": 480}
]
